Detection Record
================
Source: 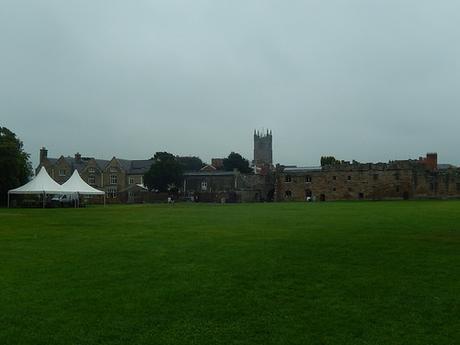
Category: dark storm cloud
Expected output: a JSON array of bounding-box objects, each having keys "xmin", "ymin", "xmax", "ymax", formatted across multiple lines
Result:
[{"xmin": 1, "ymin": 0, "xmax": 460, "ymax": 169}]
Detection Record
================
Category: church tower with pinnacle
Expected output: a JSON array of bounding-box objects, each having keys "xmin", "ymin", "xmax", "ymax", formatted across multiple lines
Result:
[{"xmin": 253, "ymin": 129, "xmax": 273, "ymax": 168}]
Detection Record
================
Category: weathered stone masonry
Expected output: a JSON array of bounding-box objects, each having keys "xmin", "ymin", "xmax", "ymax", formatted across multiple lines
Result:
[{"xmin": 275, "ymin": 154, "xmax": 460, "ymax": 201}]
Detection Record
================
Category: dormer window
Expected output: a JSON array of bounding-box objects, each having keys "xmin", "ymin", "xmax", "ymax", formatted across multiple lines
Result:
[
  {"xmin": 285, "ymin": 175, "xmax": 292, "ymax": 183},
  {"xmin": 110, "ymin": 174, "xmax": 118, "ymax": 185},
  {"xmin": 59, "ymin": 169, "xmax": 66, "ymax": 176},
  {"xmin": 88, "ymin": 168, "xmax": 95, "ymax": 173}
]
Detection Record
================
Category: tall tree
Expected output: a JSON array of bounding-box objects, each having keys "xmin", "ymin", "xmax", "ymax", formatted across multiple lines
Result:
[
  {"xmin": 176, "ymin": 156, "xmax": 204, "ymax": 172},
  {"xmin": 223, "ymin": 152, "xmax": 252, "ymax": 173},
  {"xmin": 144, "ymin": 152, "xmax": 183, "ymax": 193},
  {"xmin": 0, "ymin": 127, "xmax": 32, "ymax": 205},
  {"xmin": 321, "ymin": 156, "xmax": 340, "ymax": 167}
]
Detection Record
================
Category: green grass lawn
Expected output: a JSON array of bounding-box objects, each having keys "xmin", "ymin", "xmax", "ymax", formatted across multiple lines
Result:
[{"xmin": 1, "ymin": 201, "xmax": 459, "ymax": 345}]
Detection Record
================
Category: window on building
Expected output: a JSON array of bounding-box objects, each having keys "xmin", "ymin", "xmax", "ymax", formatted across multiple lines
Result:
[
  {"xmin": 201, "ymin": 181, "xmax": 208, "ymax": 191},
  {"xmin": 107, "ymin": 187, "xmax": 117, "ymax": 198},
  {"xmin": 285, "ymin": 175, "xmax": 292, "ymax": 183},
  {"xmin": 129, "ymin": 177, "xmax": 134, "ymax": 185},
  {"xmin": 396, "ymin": 186, "xmax": 400, "ymax": 193},
  {"xmin": 394, "ymin": 173, "xmax": 400, "ymax": 180},
  {"xmin": 332, "ymin": 187, "xmax": 336, "ymax": 192},
  {"xmin": 358, "ymin": 193, "xmax": 364, "ymax": 199},
  {"xmin": 88, "ymin": 168, "xmax": 95, "ymax": 173},
  {"xmin": 88, "ymin": 175, "xmax": 96, "ymax": 185},
  {"xmin": 305, "ymin": 176, "xmax": 312, "ymax": 183},
  {"xmin": 110, "ymin": 174, "xmax": 118, "ymax": 185},
  {"xmin": 347, "ymin": 176, "xmax": 352, "ymax": 181},
  {"xmin": 59, "ymin": 169, "xmax": 66, "ymax": 176},
  {"xmin": 373, "ymin": 174, "xmax": 379, "ymax": 180},
  {"xmin": 332, "ymin": 176, "xmax": 337, "ymax": 180},
  {"xmin": 285, "ymin": 190, "xmax": 292, "ymax": 198}
]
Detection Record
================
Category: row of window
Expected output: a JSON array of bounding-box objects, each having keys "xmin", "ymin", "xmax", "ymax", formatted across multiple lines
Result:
[
  {"xmin": 284, "ymin": 174, "xmax": 402, "ymax": 183},
  {"xmin": 285, "ymin": 175, "xmax": 348, "ymax": 183},
  {"xmin": 86, "ymin": 175, "xmax": 138, "ymax": 185}
]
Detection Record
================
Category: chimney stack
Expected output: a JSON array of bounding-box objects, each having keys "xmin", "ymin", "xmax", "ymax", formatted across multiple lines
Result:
[
  {"xmin": 39, "ymin": 147, "xmax": 48, "ymax": 163},
  {"xmin": 425, "ymin": 153, "xmax": 438, "ymax": 171},
  {"xmin": 75, "ymin": 152, "xmax": 81, "ymax": 162}
]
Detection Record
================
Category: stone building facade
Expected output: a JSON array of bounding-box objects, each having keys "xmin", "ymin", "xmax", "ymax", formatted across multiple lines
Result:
[
  {"xmin": 183, "ymin": 170, "xmax": 275, "ymax": 202},
  {"xmin": 275, "ymin": 153, "xmax": 460, "ymax": 201},
  {"xmin": 37, "ymin": 148, "xmax": 153, "ymax": 201},
  {"xmin": 36, "ymin": 129, "xmax": 460, "ymax": 204}
]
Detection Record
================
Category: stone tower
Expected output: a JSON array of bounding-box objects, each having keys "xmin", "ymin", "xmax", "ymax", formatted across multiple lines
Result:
[{"xmin": 253, "ymin": 129, "xmax": 273, "ymax": 167}]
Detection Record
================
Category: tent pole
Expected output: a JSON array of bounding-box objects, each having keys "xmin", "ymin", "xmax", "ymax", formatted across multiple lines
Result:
[
  {"xmin": 104, "ymin": 194, "xmax": 106, "ymax": 207},
  {"xmin": 42, "ymin": 192, "xmax": 45, "ymax": 209},
  {"xmin": 7, "ymin": 192, "xmax": 10, "ymax": 208}
]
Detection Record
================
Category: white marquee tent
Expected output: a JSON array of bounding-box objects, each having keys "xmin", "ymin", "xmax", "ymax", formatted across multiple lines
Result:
[
  {"xmin": 8, "ymin": 167, "xmax": 105, "ymax": 208},
  {"xmin": 7, "ymin": 167, "xmax": 65, "ymax": 207},
  {"xmin": 60, "ymin": 170, "xmax": 106, "ymax": 206}
]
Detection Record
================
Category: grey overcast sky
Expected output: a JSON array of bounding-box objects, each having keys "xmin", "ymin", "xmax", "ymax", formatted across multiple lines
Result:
[{"xmin": 1, "ymin": 0, "xmax": 459, "ymax": 169}]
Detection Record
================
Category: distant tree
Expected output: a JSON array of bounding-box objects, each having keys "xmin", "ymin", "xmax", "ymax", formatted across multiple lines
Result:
[
  {"xmin": 144, "ymin": 152, "xmax": 183, "ymax": 193},
  {"xmin": 176, "ymin": 156, "xmax": 205, "ymax": 172},
  {"xmin": 321, "ymin": 156, "xmax": 340, "ymax": 167},
  {"xmin": 223, "ymin": 152, "xmax": 252, "ymax": 173},
  {"xmin": 0, "ymin": 127, "xmax": 32, "ymax": 206}
]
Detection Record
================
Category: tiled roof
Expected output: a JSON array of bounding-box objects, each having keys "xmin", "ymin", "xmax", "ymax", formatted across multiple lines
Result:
[
  {"xmin": 44, "ymin": 156, "xmax": 153, "ymax": 174},
  {"xmin": 128, "ymin": 160, "xmax": 153, "ymax": 174},
  {"xmin": 184, "ymin": 171, "xmax": 237, "ymax": 176},
  {"xmin": 438, "ymin": 164, "xmax": 456, "ymax": 170},
  {"xmin": 95, "ymin": 159, "xmax": 110, "ymax": 170},
  {"xmin": 284, "ymin": 166, "xmax": 322, "ymax": 173}
]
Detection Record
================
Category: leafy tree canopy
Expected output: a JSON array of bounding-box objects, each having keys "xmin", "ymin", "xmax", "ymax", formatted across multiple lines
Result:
[
  {"xmin": 144, "ymin": 152, "xmax": 183, "ymax": 193},
  {"xmin": 176, "ymin": 156, "xmax": 204, "ymax": 172},
  {"xmin": 320, "ymin": 156, "xmax": 343, "ymax": 167},
  {"xmin": 223, "ymin": 152, "xmax": 252, "ymax": 174},
  {"xmin": 0, "ymin": 127, "xmax": 32, "ymax": 205}
]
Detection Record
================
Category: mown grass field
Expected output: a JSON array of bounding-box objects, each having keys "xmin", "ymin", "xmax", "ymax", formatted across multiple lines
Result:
[{"xmin": 1, "ymin": 201, "xmax": 459, "ymax": 345}]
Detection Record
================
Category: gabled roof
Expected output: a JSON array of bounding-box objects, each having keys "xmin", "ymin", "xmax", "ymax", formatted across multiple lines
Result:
[
  {"xmin": 119, "ymin": 183, "xmax": 149, "ymax": 193},
  {"xmin": 128, "ymin": 160, "xmax": 153, "ymax": 174},
  {"xmin": 117, "ymin": 159, "xmax": 132, "ymax": 172},
  {"xmin": 200, "ymin": 165, "xmax": 217, "ymax": 172},
  {"xmin": 112, "ymin": 158, "xmax": 153, "ymax": 174},
  {"xmin": 41, "ymin": 155, "xmax": 152, "ymax": 174},
  {"xmin": 92, "ymin": 159, "xmax": 108, "ymax": 170}
]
